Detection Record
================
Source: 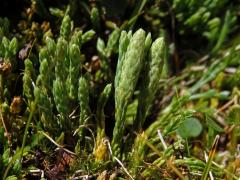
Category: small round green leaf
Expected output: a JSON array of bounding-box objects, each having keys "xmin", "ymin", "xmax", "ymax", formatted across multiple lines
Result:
[{"xmin": 177, "ymin": 117, "xmax": 203, "ymax": 138}]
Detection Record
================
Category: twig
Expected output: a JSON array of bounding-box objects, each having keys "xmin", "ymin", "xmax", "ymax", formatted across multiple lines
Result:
[
  {"xmin": 29, "ymin": 169, "xmax": 45, "ymax": 178},
  {"xmin": 39, "ymin": 131, "xmax": 64, "ymax": 148},
  {"xmin": 157, "ymin": 129, "xmax": 168, "ymax": 150},
  {"xmin": 113, "ymin": 157, "xmax": 134, "ymax": 180},
  {"xmin": 39, "ymin": 131, "xmax": 76, "ymax": 156},
  {"xmin": 106, "ymin": 140, "xmax": 134, "ymax": 180},
  {"xmin": 73, "ymin": 122, "xmax": 96, "ymax": 149},
  {"xmin": 215, "ymin": 97, "xmax": 235, "ymax": 115},
  {"xmin": 106, "ymin": 139, "xmax": 113, "ymax": 156},
  {"xmin": 72, "ymin": 175, "xmax": 94, "ymax": 180},
  {"xmin": 167, "ymin": 157, "xmax": 186, "ymax": 180},
  {"xmin": 0, "ymin": 109, "xmax": 11, "ymax": 144},
  {"xmin": 69, "ymin": 105, "xmax": 79, "ymax": 118}
]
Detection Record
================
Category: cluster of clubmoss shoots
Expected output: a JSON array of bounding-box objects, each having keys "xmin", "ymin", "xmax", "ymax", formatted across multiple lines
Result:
[
  {"xmin": 23, "ymin": 14, "xmax": 95, "ymax": 137},
  {"xmin": 112, "ymin": 29, "xmax": 167, "ymax": 159}
]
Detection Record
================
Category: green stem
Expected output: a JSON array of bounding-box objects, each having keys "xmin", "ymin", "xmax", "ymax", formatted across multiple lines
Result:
[
  {"xmin": 0, "ymin": 75, "xmax": 3, "ymax": 103},
  {"xmin": 129, "ymin": 0, "xmax": 147, "ymax": 29},
  {"xmin": 3, "ymin": 100, "xmax": 38, "ymax": 179},
  {"xmin": 20, "ymin": 100, "xmax": 37, "ymax": 161}
]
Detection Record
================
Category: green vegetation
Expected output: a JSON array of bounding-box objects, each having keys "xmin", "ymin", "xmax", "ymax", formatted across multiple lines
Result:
[{"xmin": 0, "ymin": 0, "xmax": 240, "ymax": 179}]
